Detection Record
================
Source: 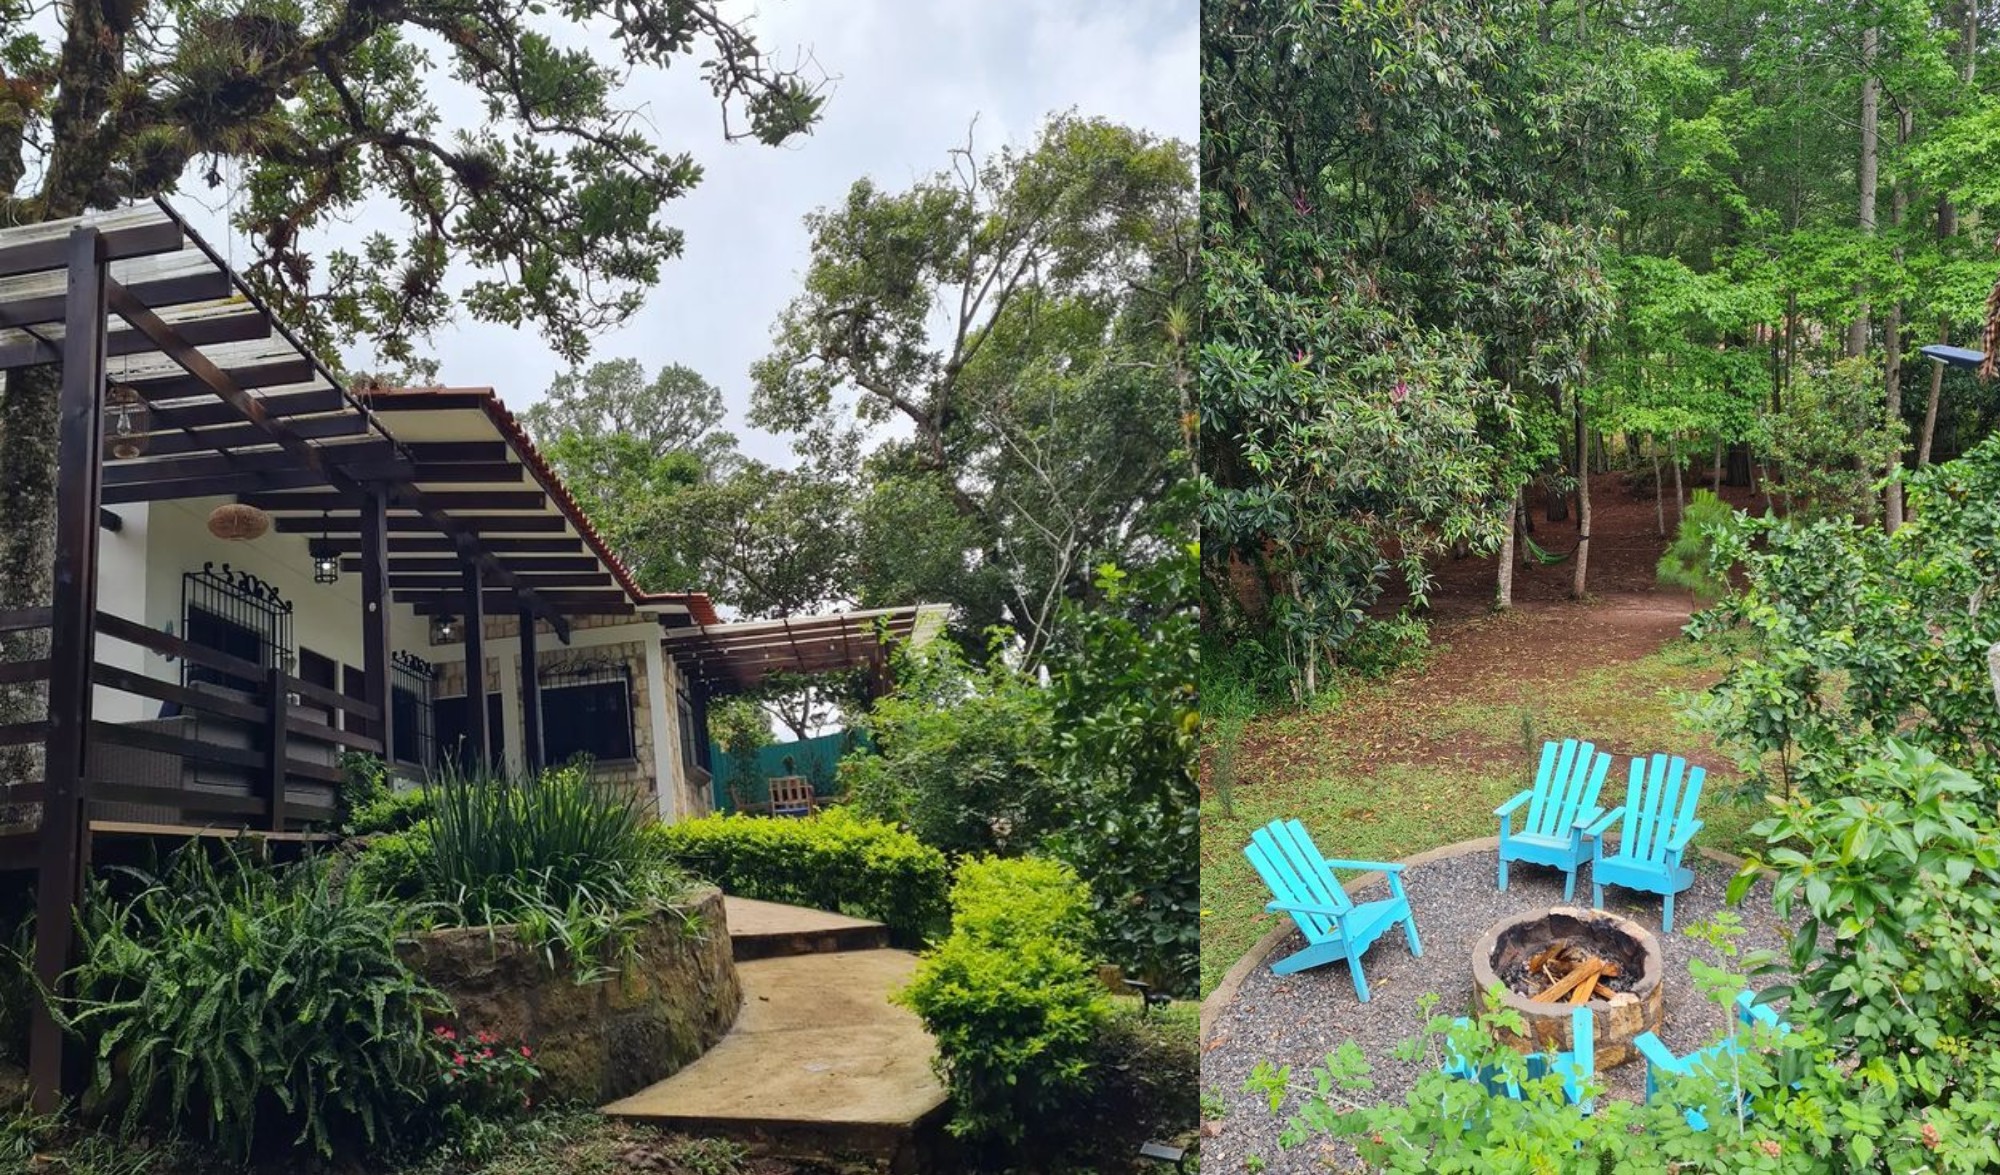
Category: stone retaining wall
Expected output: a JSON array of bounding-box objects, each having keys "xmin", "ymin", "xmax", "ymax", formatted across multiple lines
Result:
[{"xmin": 399, "ymin": 886, "xmax": 741, "ymax": 1104}]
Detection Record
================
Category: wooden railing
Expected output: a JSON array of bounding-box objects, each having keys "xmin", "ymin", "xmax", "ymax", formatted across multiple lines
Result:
[{"xmin": 0, "ymin": 609, "xmax": 386, "ymax": 832}]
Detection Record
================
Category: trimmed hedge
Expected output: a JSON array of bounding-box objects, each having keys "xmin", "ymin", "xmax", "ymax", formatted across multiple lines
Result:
[
  {"xmin": 646, "ymin": 809, "xmax": 948, "ymax": 945},
  {"xmin": 896, "ymin": 856, "xmax": 1109, "ymax": 1148}
]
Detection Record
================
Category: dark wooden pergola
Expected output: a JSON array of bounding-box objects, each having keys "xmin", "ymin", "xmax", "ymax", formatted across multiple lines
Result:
[
  {"xmin": 660, "ymin": 605, "xmax": 949, "ymax": 697},
  {"xmin": 0, "ymin": 201, "xmax": 654, "ymax": 1109}
]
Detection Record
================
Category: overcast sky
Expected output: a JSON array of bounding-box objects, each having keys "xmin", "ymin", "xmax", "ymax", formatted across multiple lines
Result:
[{"xmin": 175, "ymin": 1, "xmax": 1197, "ymax": 467}]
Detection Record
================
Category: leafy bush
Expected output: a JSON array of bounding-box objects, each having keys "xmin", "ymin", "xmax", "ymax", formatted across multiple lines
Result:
[
  {"xmin": 349, "ymin": 826, "xmax": 429, "ymax": 901},
  {"xmin": 1692, "ymin": 436, "xmax": 2000, "ymax": 799},
  {"xmin": 426, "ymin": 1025, "xmax": 541, "ymax": 1122},
  {"xmin": 336, "ymin": 751, "xmax": 393, "ymax": 826},
  {"xmin": 648, "ymin": 808, "xmax": 948, "ymax": 944},
  {"xmin": 897, "ymin": 856, "xmax": 1108, "ymax": 1148},
  {"xmin": 1657, "ymin": 488, "xmax": 1739, "ymax": 601},
  {"xmin": 1044, "ymin": 554, "xmax": 1200, "ymax": 997},
  {"xmin": 57, "ymin": 846, "xmax": 443, "ymax": 1161},
  {"xmin": 350, "ymin": 786, "xmax": 432, "ymax": 836},
  {"xmin": 840, "ymin": 636, "xmax": 1057, "ymax": 857}
]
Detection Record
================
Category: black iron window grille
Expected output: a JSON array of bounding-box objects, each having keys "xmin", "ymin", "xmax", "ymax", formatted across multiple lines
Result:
[
  {"xmin": 391, "ymin": 650, "xmax": 437, "ymax": 769},
  {"xmin": 540, "ymin": 659, "xmax": 635, "ymax": 765},
  {"xmin": 181, "ymin": 562, "xmax": 292, "ymax": 695}
]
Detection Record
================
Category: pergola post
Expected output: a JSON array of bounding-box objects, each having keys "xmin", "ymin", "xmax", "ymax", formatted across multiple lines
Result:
[
  {"xmin": 30, "ymin": 227, "xmax": 107, "ymax": 1111},
  {"xmin": 460, "ymin": 555, "xmax": 486, "ymax": 773},
  {"xmin": 359, "ymin": 489, "xmax": 396, "ymax": 766},
  {"xmin": 518, "ymin": 608, "xmax": 542, "ymax": 775}
]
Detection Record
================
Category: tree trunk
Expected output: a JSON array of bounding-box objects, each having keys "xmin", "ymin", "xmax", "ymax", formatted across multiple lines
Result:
[
  {"xmin": 1884, "ymin": 105, "xmax": 1912, "ymax": 532},
  {"xmin": 1847, "ymin": 26, "xmax": 1880, "ymax": 358},
  {"xmin": 1572, "ymin": 396, "xmax": 1591, "ymax": 601},
  {"xmin": 1670, "ymin": 436, "xmax": 1685, "ymax": 527},
  {"xmin": 1921, "ymin": 317, "xmax": 1947, "ymax": 465},
  {"xmin": 1652, "ymin": 437, "xmax": 1665, "ymax": 536},
  {"xmin": 0, "ymin": 365, "xmax": 60, "ymax": 788},
  {"xmin": 1496, "ymin": 496, "xmax": 1517, "ymax": 609},
  {"xmin": 1711, "ymin": 438, "xmax": 1723, "ymax": 496}
]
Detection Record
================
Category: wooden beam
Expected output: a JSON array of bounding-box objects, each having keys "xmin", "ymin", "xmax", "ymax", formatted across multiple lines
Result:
[
  {"xmin": 397, "ymin": 463, "xmax": 525, "ymax": 485},
  {"xmin": 346, "ymin": 556, "xmax": 599, "ymax": 575},
  {"xmin": 0, "ymin": 214, "xmax": 182, "ymax": 280},
  {"xmin": 382, "ymin": 572, "xmax": 612, "ymax": 589},
  {"xmin": 100, "ymin": 466, "xmax": 328, "ymax": 505},
  {"xmin": 405, "ymin": 442, "xmax": 509, "ymax": 463},
  {"xmin": 98, "ymin": 508, "xmax": 121, "ymax": 532},
  {"xmin": 134, "ymin": 410, "xmax": 368, "ymax": 458},
  {"xmin": 310, "ymin": 536, "xmax": 588, "ymax": 555},
  {"xmin": 519, "ymin": 609, "xmax": 542, "ymax": 774},
  {"xmin": 461, "ymin": 556, "xmax": 487, "ymax": 773},
  {"xmin": 2, "ymin": 268, "xmax": 230, "ymax": 331},
  {"xmin": 249, "ymin": 490, "xmax": 545, "ymax": 514},
  {"xmin": 403, "ymin": 590, "xmax": 629, "ymax": 612},
  {"xmin": 32, "ymin": 226, "xmax": 106, "ymax": 1113},
  {"xmin": 102, "ymin": 440, "xmax": 395, "ymax": 487},
  {"xmin": 143, "ymin": 387, "xmax": 347, "ymax": 430},
  {"xmin": 0, "ymin": 303, "xmax": 272, "ymax": 371},
  {"xmin": 124, "ymin": 357, "xmax": 316, "ymax": 404},
  {"xmin": 359, "ymin": 490, "xmax": 395, "ymax": 768},
  {"xmin": 274, "ymin": 514, "xmax": 570, "ymax": 534}
]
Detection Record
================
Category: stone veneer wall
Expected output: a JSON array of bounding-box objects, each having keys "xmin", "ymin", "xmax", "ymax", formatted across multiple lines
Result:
[{"xmin": 397, "ymin": 886, "xmax": 740, "ymax": 1104}]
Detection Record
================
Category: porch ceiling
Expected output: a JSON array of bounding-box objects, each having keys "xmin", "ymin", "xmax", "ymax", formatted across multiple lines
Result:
[{"xmin": 661, "ymin": 604, "xmax": 950, "ymax": 694}]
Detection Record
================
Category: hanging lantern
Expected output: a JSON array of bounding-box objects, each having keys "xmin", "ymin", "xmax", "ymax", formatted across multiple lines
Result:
[
  {"xmin": 207, "ymin": 502, "xmax": 271, "ymax": 542},
  {"xmin": 105, "ymin": 383, "xmax": 149, "ymax": 460},
  {"xmin": 431, "ymin": 614, "xmax": 460, "ymax": 643},
  {"xmin": 308, "ymin": 511, "xmax": 340, "ymax": 584}
]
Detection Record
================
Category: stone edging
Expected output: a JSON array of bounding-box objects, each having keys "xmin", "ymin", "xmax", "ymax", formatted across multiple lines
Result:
[{"xmin": 1199, "ymin": 836, "xmax": 1752, "ymax": 1047}]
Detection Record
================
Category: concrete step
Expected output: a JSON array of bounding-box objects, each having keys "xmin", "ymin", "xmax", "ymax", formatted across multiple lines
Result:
[
  {"xmin": 724, "ymin": 895, "xmax": 892, "ymax": 960},
  {"xmin": 602, "ymin": 948, "xmax": 947, "ymax": 1171}
]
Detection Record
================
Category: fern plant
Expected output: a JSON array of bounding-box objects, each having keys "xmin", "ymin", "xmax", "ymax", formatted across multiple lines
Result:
[
  {"xmin": 1657, "ymin": 489, "xmax": 1740, "ymax": 602},
  {"xmin": 56, "ymin": 845, "xmax": 444, "ymax": 1162}
]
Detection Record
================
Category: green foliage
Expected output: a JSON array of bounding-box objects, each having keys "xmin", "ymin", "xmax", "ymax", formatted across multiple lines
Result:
[
  {"xmin": 896, "ymin": 857, "xmax": 1109, "ymax": 1148},
  {"xmin": 706, "ymin": 697, "xmax": 773, "ymax": 809},
  {"xmin": 1043, "ymin": 551, "xmax": 1200, "ymax": 998},
  {"xmin": 426, "ymin": 1026, "xmax": 542, "ymax": 1125},
  {"xmin": 1755, "ymin": 358, "xmax": 1903, "ymax": 523},
  {"xmin": 350, "ymin": 826, "xmax": 430, "ymax": 901},
  {"xmin": 56, "ymin": 846, "xmax": 443, "ymax": 1162},
  {"xmin": 1691, "ymin": 436, "xmax": 2000, "ymax": 797},
  {"xmin": 649, "ymin": 809, "xmax": 947, "ymax": 945},
  {"xmin": 1657, "ymin": 489, "xmax": 1742, "ymax": 600},
  {"xmin": 841, "ymin": 636, "xmax": 1056, "ymax": 857},
  {"xmin": 336, "ymin": 752, "xmax": 393, "ymax": 827},
  {"xmin": 350, "ymin": 786, "xmax": 433, "ymax": 836}
]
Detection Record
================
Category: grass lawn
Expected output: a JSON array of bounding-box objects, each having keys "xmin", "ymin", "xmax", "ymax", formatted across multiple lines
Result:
[{"xmin": 1199, "ymin": 622, "xmax": 1771, "ymax": 997}]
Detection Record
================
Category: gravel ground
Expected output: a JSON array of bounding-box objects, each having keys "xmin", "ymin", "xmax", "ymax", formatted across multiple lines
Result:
[{"xmin": 1200, "ymin": 848, "xmax": 1798, "ymax": 1173}]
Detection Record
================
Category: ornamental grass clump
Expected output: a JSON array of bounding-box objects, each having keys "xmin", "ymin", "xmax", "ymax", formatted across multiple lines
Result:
[{"xmin": 57, "ymin": 844, "xmax": 443, "ymax": 1162}]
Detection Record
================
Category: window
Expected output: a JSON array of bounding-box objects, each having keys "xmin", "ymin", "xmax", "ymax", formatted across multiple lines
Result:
[
  {"xmin": 541, "ymin": 663, "xmax": 634, "ymax": 765},
  {"xmin": 677, "ymin": 691, "xmax": 698, "ymax": 773},
  {"xmin": 181, "ymin": 563, "xmax": 292, "ymax": 695},
  {"xmin": 434, "ymin": 693, "xmax": 504, "ymax": 773},
  {"xmin": 390, "ymin": 652, "xmax": 436, "ymax": 768}
]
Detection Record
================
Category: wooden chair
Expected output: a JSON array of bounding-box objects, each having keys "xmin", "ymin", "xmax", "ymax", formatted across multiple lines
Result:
[
  {"xmin": 1634, "ymin": 990, "xmax": 1790, "ymax": 1130},
  {"xmin": 1496, "ymin": 739, "xmax": 1613, "ymax": 901},
  {"xmin": 1442, "ymin": 1003, "xmax": 1595, "ymax": 1112},
  {"xmin": 1586, "ymin": 753, "xmax": 1706, "ymax": 931},
  {"xmin": 767, "ymin": 775, "xmax": 817, "ymax": 817},
  {"xmin": 1242, "ymin": 818, "xmax": 1420, "ymax": 1003}
]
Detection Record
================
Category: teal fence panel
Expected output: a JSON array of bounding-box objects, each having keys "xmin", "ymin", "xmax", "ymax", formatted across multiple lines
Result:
[{"xmin": 709, "ymin": 730, "xmax": 868, "ymax": 812}]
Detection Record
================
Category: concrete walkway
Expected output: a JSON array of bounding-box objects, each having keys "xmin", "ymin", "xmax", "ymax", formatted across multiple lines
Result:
[{"xmin": 602, "ymin": 898, "xmax": 947, "ymax": 1170}]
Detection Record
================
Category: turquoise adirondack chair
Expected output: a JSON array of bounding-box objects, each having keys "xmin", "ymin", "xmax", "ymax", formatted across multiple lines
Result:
[
  {"xmin": 1243, "ymin": 819, "xmax": 1420, "ymax": 1003},
  {"xmin": 1442, "ymin": 1004, "xmax": 1595, "ymax": 1112},
  {"xmin": 1586, "ymin": 753, "xmax": 1706, "ymax": 931},
  {"xmin": 1634, "ymin": 991, "xmax": 1791, "ymax": 1130},
  {"xmin": 1495, "ymin": 739, "xmax": 1613, "ymax": 901}
]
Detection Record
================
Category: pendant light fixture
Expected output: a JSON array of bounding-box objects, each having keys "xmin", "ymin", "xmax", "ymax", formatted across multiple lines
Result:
[{"xmin": 309, "ymin": 511, "xmax": 339, "ymax": 585}]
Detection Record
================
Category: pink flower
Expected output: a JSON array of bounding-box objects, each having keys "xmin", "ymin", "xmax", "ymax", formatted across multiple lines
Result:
[
  {"xmin": 1392, "ymin": 381, "xmax": 1410, "ymax": 404},
  {"xmin": 481, "ymin": 1048, "xmax": 494, "ymax": 1059},
  {"xmin": 1291, "ymin": 192, "xmax": 1313, "ymax": 216},
  {"xmin": 1759, "ymin": 1140, "xmax": 1781, "ymax": 1157},
  {"xmin": 452, "ymin": 1053, "xmax": 466, "ymax": 1066},
  {"xmin": 520, "ymin": 1045, "xmax": 534, "ymax": 1059}
]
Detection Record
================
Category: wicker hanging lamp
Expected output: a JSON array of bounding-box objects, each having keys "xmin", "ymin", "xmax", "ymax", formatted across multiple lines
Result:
[{"xmin": 207, "ymin": 502, "xmax": 271, "ymax": 542}]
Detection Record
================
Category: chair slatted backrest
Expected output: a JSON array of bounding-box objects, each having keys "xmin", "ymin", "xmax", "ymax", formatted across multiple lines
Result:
[
  {"xmin": 1245, "ymin": 818, "xmax": 1353, "ymax": 941},
  {"xmin": 1525, "ymin": 738, "xmax": 1611, "ymax": 839},
  {"xmin": 1619, "ymin": 754, "xmax": 1705, "ymax": 863}
]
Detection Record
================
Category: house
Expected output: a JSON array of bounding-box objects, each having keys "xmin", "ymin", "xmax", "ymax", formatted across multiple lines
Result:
[{"xmin": 0, "ymin": 199, "xmax": 936, "ymax": 1108}]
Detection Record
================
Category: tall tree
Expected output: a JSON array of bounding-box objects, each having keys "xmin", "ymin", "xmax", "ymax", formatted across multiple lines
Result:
[
  {"xmin": 0, "ymin": 2, "xmax": 824, "ymax": 774},
  {"xmin": 524, "ymin": 359, "xmax": 740, "ymax": 477},
  {"xmin": 752, "ymin": 114, "xmax": 1194, "ymax": 658}
]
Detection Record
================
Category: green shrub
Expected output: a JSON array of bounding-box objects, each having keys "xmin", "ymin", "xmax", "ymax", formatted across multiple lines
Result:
[
  {"xmin": 349, "ymin": 826, "xmax": 430, "ymax": 901},
  {"xmin": 648, "ymin": 808, "xmax": 948, "ymax": 944},
  {"xmin": 1656, "ymin": 488, "xmax": 1739, "ymax": 601},
  {"xmin": 897, "ymin": 857, "xmax": 1109, "ymax": 1147},
  {"xmin": 57, "ymin": 845, "xmax": 443, "ymax": 1162},
  {"xmin": 840, "ymin": 638, "xmax": 1057, "ymax": 857},
  {"xmin": 350, "ymin": 786, "xmax": 432, "ymax": 836},
  {"xmin": 336, "ymin": 751, "xmax": 393, "ymax": 826}
]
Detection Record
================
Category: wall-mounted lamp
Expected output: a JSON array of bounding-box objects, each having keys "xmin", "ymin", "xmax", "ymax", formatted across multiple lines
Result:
[
  {"xmin": 309, "ymin": 511, "xmax": 339, "ymax": 585},
  {"xmin": 431, "ymin": 614, "xmax": 460, "ymax": 643}
]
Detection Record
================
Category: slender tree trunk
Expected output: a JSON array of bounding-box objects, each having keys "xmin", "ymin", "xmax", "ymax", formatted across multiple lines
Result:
[
  {"xmin": 0, "ymin": 365, "xmax": 60, "ymax": 787},
  {"xmin": 1670, "ymin": 436, "xmax": 1685, "ymax": 526},
  {"xmin": 1572, "ymin": 394, "xmax": 1591, "ymax": 600},
  {"xmin": 1496, "ymin": 497, "xmax": 1517, "ymax": 609},
  {"xmin": 1921, "ymin": 318, "xmax": 1947, "ymax": 465},
  {"xmin": 1922, "ymin": 8, "xmax": 1974, "ymax": 470},
  {"xmin": 1712, "ymin": 438, "xmax": 1723, "ymax": 496},
  {"xmin": 1652, "ymin": 436, "xmax": 1666, "ymax": 536},
  {"xmin": 1848, "ymin": 26, "xmax": 1880, "ymax": 358},
  {"xmin": 1885, "ymin": 106, "xmax": 1912, "ymax": 532}
]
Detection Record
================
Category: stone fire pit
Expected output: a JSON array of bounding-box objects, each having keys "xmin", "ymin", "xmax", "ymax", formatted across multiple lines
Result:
[{"xmin": 1471, "ymin": 906, "xmax": 1664, "ymax": 1068}]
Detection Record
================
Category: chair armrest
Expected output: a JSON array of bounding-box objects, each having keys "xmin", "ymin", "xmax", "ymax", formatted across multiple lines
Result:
[
  {"xmin": 1571, "ymin": 805, "xmax": 1603, "ymax": 830},
  {"xmin": 1266, "ymin": 899, "xmax": 1350, "ymax": 918},
  {"xmin": 1321, "ymin": 858, "xmax": 1404, "ymax": 873},
  {"xmin": 1584, "ymin": 807, "xmax": 1625, "ymax": 838},
  {"xmin": 1494, "ymin": 790, "xmax": 1533, "ymax": 818},
  {"xmin": 1632, "ymin": 1031, "xmax": 1686, "ymax": 1076},
  {"xmin": 1665, "ymin": 820, "xmax": 1704, "ymax": 854}
]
